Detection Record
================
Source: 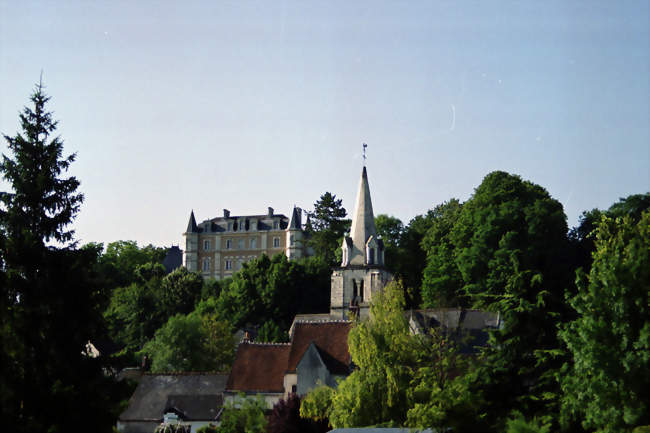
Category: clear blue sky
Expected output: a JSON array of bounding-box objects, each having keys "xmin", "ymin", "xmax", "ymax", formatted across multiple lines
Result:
[{"xmin": 1, "ymin": 1, "xmax": 648, "ymax": 248}]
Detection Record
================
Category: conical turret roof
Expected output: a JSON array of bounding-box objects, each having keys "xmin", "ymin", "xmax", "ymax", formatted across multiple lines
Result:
[
  {"xmin": 348, "ymin": 166, "xmax": 377, "ymax": 265},
  {"xmin": 186, "ymin": 210, "xmax": 198, "ymax": 233}
]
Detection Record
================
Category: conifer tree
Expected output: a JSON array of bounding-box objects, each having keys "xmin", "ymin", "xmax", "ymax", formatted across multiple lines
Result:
[{"xmin": 0, "ymin": 80, "xmax": 120, "ymax": 432}]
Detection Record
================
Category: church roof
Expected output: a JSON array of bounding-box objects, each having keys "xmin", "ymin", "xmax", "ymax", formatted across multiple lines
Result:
[
  {"xmin": 349, "ymin": 166, "xmax": 378, "ymax": 265},
  {"xmin": 286, "ymin": 322, "xmax": 352, "ymax": 375},
  {"xmin": 225, "ymin": 342, "xmax": 291, "ymax": 393},
  {"xmin": 185, "ymin": 210, "xmax": 198, "ymax": 233}
]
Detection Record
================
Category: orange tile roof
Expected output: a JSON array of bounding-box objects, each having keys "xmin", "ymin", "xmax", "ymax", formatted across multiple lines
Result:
[
  {"xmin": 225, "ymin": 342, "xmax": 291, "ymax": 393},
  {"xmin": 287, "ymin": 322, "xmax": 352, "ymax": 374}
]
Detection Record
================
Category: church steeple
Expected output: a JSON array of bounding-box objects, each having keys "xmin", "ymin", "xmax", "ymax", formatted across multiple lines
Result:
[{"xmin": 348, "ymin": 167, "xmax": 378, "ymax": 265}]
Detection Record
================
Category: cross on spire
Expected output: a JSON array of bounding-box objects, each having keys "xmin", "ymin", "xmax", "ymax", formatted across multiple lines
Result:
[{"xmin": 362, "ymin": 143, "xmax": 368, "ymax": 166}]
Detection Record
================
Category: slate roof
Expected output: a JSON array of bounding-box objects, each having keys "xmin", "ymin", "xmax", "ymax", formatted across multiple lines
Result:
[
  {"xmin": 119, "ymin": 373, "xmax": 228, "ymax": 422},
  {"xmin": 287, "ymin": 322, "xmax": 352, "ymax": 375},
  {"xmin": 408, "ymin": 309, "xmax": 501, "ymax": 354},
  {"xmin": 162, "ymin": 246, "xmax": 183, "ymax": 274},
  {"xmin": 163, "ymin": 394, "xmax": 223, "ymax": 421},
  {"xmin": 225, "ymin": 343, "xmax": 291, "ymax": 393},
  {"xmin": 185, "ymin": 210, "xmax": 198, "ymax": 233},
  {"xmin": 289, "ymin": 206, "xmax": 302, "ymax": 229}
]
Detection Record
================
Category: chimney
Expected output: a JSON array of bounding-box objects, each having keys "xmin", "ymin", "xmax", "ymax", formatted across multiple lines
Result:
[
  {"xmin": 267, "ymin": 207, "xmax": 274, "ymax": 216},
  {"xmin": 223, "ymin": 209, "xmax": 230, "ymax": 218}
]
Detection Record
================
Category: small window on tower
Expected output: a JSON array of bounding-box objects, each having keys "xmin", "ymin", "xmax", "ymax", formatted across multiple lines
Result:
[
  {"xmin": 202, "ymin": 258, "xmax": 210, "ymax": 272},
  {"xmin": 203, "ymin": 240, "xmax": 210, "ymax": 251},
  {"xmin": 273, "ymin": 221, "xmax": 279, "ymax": 230},
  {"xmin": 273, "ymin": 237, "xmax": 280, "ymax": 248},
  {"xmin": 225, "ymin": 260, "xmax": 232, "ymax": 270},
  {"xmin": 226, "ymin": 239, "xmax": 232, "ymax": 249}
]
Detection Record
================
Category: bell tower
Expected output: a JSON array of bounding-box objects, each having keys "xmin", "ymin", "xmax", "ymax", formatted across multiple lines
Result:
[{"xmin": 330, "ymin": 154, "xmax": 392, "ymax": 319}]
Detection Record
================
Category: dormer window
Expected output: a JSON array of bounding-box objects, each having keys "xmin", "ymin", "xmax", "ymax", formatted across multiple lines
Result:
[
  {"xmin": 367, "ymin": 246, "xmax": 375, "ymax": 265},
  {"xmin": 228, "ymin": 222, "xmax": 233, "ymax": 231},
  {"xmin": 273, "ymin": 221, "xmax": 279, "ymax": 230},
  {"xmin": 251, "ymin": 221, "xmax": 257, "ymax": 231}
]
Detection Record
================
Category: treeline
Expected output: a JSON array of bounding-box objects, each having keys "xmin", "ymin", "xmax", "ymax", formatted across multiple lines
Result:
[{"xmin": 297, "ymin": 172, "xmax": 648, "ymax": 433}]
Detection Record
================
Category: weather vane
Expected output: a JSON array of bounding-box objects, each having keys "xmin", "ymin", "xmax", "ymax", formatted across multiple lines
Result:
[{"xmin": 362, "ymin": 143, "xmax": 368, "ymax": 166}]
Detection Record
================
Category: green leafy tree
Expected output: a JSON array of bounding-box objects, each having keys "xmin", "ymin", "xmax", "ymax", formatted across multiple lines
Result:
[
  {"xmin": 307, "ymin": 192, "xmax": 351, "ymax": 265},
  {"xmin": 0, "ymin": 81, "xmax": 121, "ymax": 432},
  {"xmin": 140, "ymin": 311, "xmax": 235, "ymax": 372},
  {"xmin": 450, "ymin": 171, "xmax": 572, "ymax": 430},
  {"xmin": 268, "ymin": 393, "xmax": 329, "ymax": 433},
  {"xmin": 206, "ymin": 395, "xmax": 267, "ymax": 433},
  {"xmin": 420, "ymin": 199, "xmax": 464, "ymax": 308},
  {"xmin": 390, "ymin": 211, "xmax": 439, "ymax": 308},
  {"xmin": 375, "ymin": 214, "xmax": 404, "ymax": 275},
  {"xmin": 300, "ymin": 385, "xmax": 335, "ymax": 426},
  {"xmin": 159, "ymin": 266, "xmax": 204, "ymax": 316},
  {"xmin": 559, "ymin": 212, "xmax": 650, "ymax": 433},
  {"xmin": 97, "ymin": 240, "xmax": 167, "ymax": 289},
  {"xmin": 215, "ymin": 254, "xmax": 329, "ymax": 339}
]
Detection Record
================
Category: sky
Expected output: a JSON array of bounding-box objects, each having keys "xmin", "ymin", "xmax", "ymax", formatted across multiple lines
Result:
[{"xmin": 1, "ymin": 0, "xmax": 648, "ymax": 248}]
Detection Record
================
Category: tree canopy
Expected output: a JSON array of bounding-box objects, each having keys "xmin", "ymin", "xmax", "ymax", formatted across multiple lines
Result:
[
  {"xmin": 559, "ymin": 212, "xmax": 650, "ymax": 433},
  {"xmin": 307, "ymin": 192, "xmax": 351, "ymax": 265}
]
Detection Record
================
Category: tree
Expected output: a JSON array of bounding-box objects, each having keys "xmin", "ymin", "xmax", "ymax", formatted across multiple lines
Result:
[
  {"xmin": 420, "ymin": 199, "xmax": 464, "ymax": 308},
  {"xmin": 375, "ymin": 214, "xmax": 404, "ymax": 276},
  {"xmin": 140, "ymin": 311, "xmax": 235, "ymax": 372},
  {"xmin": 0, "ymin": 81, "xmax": 120, "ymax": 431},
  {"xmin": 307, "ymin": 192, "xmax": 351, "ymax": 265},
  {"xmin": 159, "ymin": 266, "xmax": 204, "ymax": 316},
  {"xmin": 300, "ymin": 282, "xmax": 478, "ymax": 430},
  {"xmin": 267, "ymin": 393, "xmax": 329, "ymax": 433},
  {"xmin": 559, "ymin": 212, "xmax": 650, "ymax": 433},
  {"xmin": 448, "ymin": 171, "xmax": 572, "ymax": 430},
  {"xmin": 207, "ymin": 395, "xmax": 267, "ymax": 433}
]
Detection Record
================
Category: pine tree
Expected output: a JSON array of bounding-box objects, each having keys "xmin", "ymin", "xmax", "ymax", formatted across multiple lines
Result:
[{"xmin": 0, "ymin": 81, "xmax": 122, "ymax": 432}]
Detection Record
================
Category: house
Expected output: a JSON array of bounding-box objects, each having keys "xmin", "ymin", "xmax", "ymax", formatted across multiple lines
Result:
[
  {"xmin": 182, "ymin": 206, "xmax": 309, "ymax": 280},
  {"xmin": 117, "ymin": 373, "xmax": 228, "ymax": 433},
  {"xmin": 224, "ymin": 319, "xmax": 353, "ymax": 408}
]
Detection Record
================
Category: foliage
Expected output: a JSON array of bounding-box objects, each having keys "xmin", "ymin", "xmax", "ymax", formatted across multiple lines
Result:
[
  {"xmin": 104, "ymin": 264, "xmax": 206, "ymax": 358},
  {"xmin": 95, "ymin": 240, "xmax": 167, "ymax": 289},
  {"xmin": 215, "ymin": 254, "xmax": 329, "ymax": 340},
  {"xmin": 303, "ymin": 282, "xmax": 476, "ymax": 430},
  {"xmin": 375, "ymin": 214, "xmax": 404, "ymax": 247},
  {"xmin": 559, "ymin": 212, "xmax": 650, "ymax": 433},
  {"xmin": 405, "ymin": 328, "xmax": 482, "ymax": 432},
  {"xmin": 418, "ymin": 171, "xmax": 572, "ymax": 429},
  {"xmin": 306, "ymin": 192, "xmax": 351, "ymax": 265},
  {"xmin": 300, "ymin": 385, "xmax": 335, "ymax": 424},
  {"xmin": 569, "ymin": 193, "xmax": 649, "ymax": 273},
  {"xmin": 0, "ymin": 81, "xmax": 122, "ymax": 432},
  {"xmin": 213, "ymin": 395, "xmax": 267, "ymax": 433},
  {"xmin": 505, "ymin": 412, "xmax": 552, "ymax": 433},
  {"xmin": 420, "ymin": 199, "xmax": 464, "ymax": 308},
  {"xmin": 139, "ymin": 311, "xmax": 235, "ymax": 372},
  {"xmin": 267, "ymin": 393, "xmax": 329, "ymax": 433},
  {"xmin": 389, "ymin": 211, "xmax": 439, "ymax": 308}
]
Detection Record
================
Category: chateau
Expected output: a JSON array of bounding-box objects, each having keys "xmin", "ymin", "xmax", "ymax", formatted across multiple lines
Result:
[{"xmin": 182, "ymin": 206, "xmax": 308, "ymax": 280}]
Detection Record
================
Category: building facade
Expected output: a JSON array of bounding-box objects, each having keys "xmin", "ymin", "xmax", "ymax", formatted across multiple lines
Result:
[{"xmin": 183, "ymin": 206, "xmax": 308, "ymax": 280}]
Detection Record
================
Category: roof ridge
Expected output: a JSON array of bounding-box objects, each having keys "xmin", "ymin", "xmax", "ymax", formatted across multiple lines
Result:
[
  {"xmin": 240, "ymin": 341, "xmax": 291, "ymax": 346},
  {"xmin": 294, "ymin": 318, "xmax": 352, "ymax": 323}
]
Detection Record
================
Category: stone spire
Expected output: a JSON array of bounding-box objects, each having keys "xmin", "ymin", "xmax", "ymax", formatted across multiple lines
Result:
[
  {"xmin": 185, "ymin": 210, "xmax": 198, "ymax": 233},
  {"xmin": 348, "ymin": 166, "xmax": 377, "ymax": 265}
]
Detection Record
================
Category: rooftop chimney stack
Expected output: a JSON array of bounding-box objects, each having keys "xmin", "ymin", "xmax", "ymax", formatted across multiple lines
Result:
[
  {"xmin": 223, "ymin": 209, "xmax": 230, "ymax": 218},
  {"xmin": 268, "ymin": 207, "xmax": 274, "ymax": 216}
]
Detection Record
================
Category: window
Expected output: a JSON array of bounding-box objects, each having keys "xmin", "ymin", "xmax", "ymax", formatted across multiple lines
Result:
[
  {"xmin": 291, "ymin": 385, "xmax": 297, "ymax": 393},
  {"xmin": 273, "ymin": 237, "xmax": 280, "ymax": 248},
  {"xmin": 290, "ymin": 235, "xmax": 295, "ymax": 246},
  {"xmin": 202, "ymin": 258, "xmax": 210, "ymax": 272},
  {"xmin": 251, "ymin": 221, "xmax": 257, "ymax": 231},
  {"xmin": 226, "ymin": 239, "xmax": 232, "ymax": 249},
  {"xmin": 250, "ymin": 238, "xmax": 257, "ymax": 249},
  {"xmin": 228, "ymin": 222, "xmax": 233, "ymax": 231},
  {"xmin": 203, "ymin": 240, "xmax": 210, "ymax": 251},
  {"xmin": 225, "ymin": 260, "xmax": 232, "ymax": 270},
  {"xmin": 367, "ymin": 247, "xmax": 375, "ymax": 265},
  {"xmin": 273, "ymin": 221, "xmax": 279, "ymax": 230},
  {"xmin": 238, "ymin": 239, "xmax": 244, "ymax": 249}
]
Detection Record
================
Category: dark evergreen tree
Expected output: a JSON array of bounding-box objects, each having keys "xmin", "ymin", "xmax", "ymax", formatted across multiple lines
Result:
[
  {"xmin": 0, "ymin": 81, "xmax": 123, "ymax": 432},
  {"xmin": 306, "ymin": 192, "xmax": 351, "ymax": 266}
]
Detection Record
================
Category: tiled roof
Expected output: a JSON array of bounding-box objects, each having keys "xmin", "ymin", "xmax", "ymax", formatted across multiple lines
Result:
[
  {"xmin": 119, "ymin": 373, "xmax": 228, "ymax": 422},
  {"xmin": 225, "ymin": 342, "xmax": 291, "ymax": 393},
  {"xmin": 287, "ymin": 322, "xmax": 352, "ymax": 375}
]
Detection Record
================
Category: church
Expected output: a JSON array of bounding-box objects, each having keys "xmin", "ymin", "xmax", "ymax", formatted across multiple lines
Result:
[{"xmin": 224, "ymin": 164, "xmax": 394, "ymax": 406}]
